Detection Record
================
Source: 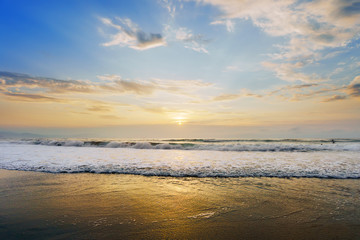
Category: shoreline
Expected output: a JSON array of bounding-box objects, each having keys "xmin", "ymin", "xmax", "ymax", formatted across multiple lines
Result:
[
  {"xmin": 1, "ymin": 169, "xmax": 360, "ymax": 239},
  {"xmin": 2, "ymin": 168, "xmax": 360, "ymax": 179}
]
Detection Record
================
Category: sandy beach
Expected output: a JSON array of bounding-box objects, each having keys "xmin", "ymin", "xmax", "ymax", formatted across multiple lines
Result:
[{"xmin": 1, "ymin": 169, "xmax": 359, "ymax": 239}]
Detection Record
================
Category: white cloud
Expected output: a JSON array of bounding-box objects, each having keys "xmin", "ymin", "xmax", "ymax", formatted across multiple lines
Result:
[
  {"xmin": 191, "ymin": 0, "xmax": 360, "ymax": 82},
  {"xmin": 210, "ymin": 19, "xmax": 234, "ymax": 32},
  {"xmin": 262, "ymin": 61, "xmax": 326, "ymax": 83},
  {"xmin": 159, "ymin": 0, "xmax": 176, "ymax": 19},
  {"xmin": 100, "ymin": 15, "xmax": 209, "ymax": 53},
  {"xmin": 193, "ymin": 0, "xmax": 360, "ymax": 60},
  {"xmin": 100, "ymin": 17, "xmax": 166, "ymax": 50},
  {"xmin": 173, "ymin": 27, "xmax": 209, "ymax": 53}
]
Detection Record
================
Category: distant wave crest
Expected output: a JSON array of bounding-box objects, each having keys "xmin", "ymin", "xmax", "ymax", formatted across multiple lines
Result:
[{"xmin": 3, "ymin": 138, "xmax": 360, "ymax": 152}]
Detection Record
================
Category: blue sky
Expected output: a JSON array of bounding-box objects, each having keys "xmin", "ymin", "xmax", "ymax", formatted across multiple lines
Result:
[
  {"xmin": 0, "ymin": 0, "xmax": 360, "ymax": 137},
  {"xmin": 0, "ymin": 0, "xmax": 281, "ymax": 86}
]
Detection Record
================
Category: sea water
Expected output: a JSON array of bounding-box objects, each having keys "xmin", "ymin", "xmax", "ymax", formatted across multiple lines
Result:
[
  {"xmin": 1, "ymin": 139, "xmax": 360, "ymax": 239},
  {"xmin": 1, "ymin": 138, "xmax": 359, "ymax": 178}
]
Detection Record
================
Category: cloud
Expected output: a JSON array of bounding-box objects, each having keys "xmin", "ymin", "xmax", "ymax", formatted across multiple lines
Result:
[
  {"xmin": 329, "ymin": 67, "xmax": 345, "ymax": 76},
  {"xmin": 115, "ymin": 79, "xmax": 156, "ymax": 95},
  {"xmin": 322, "ymin": 95, "xmax": 348, "ymax": 102},
  {"xmin": 210, "ymin": 19, "xmax": 234, "ymax": 32},
  {"xmin": 210, "ymin": 82, "xmax": 350, "ymax": 103},
  {"xmin": 2, "ymin": 92, "xmax": 63, "ymax": 102},
  {"xmin": 0, "ymin": 71, "xmax": 215, "ymax": 104},
  {"xmin": 158, "ymin": 1, "xmax": 210, "ymax": 53},
  {"xmin": 347, "ymin": 75, "xmax": 360, "ymax": 97},
  {"xmin": 212, "ymin": 90, "xmax": 262, "ymax": 102},
  {"xmin": 141, "ymin": 106, "xmax": 167, "ymax": 114},
  {"xmin": 87, "ymin": 105, "xmax": 112, "ymax": 112},
  {"xmin": 265, "ymin": 83, "xmax": 331, "ymax": 101},
  {"xmin": 268, "ymin": 83, "xmax": 319, "ymax": 95},
  {"xmin": 0, "ymin": 71, "xmax": 93, "ymax": 94},
  {"xmin": 159, "ymin": 0, "xmax": 177, "ymax": 19},
  {"xmin": 271, "ymin": 84, "xmax": 347, "ymax": 101},
  {"xmin": 98, "ymin": 75, "xmax": 157, "ymax": 95},
  {"xmin": 262, "ymin": 62, "xmax": 326, "ymax": 83},
  {"xmin": 195, "ymin": 0, "xmax": 360, "ymax": 59},
  {"xmin": 151, "ymin": 77, "xmax": 212, "ymax": 89},
  {"xmin": 100, "ymin": 114, "xmax": 123, "ymax": 120},
  {"xmin": 100, "ymin": 16, "xmax": 209, "ymax": 53},
  {"xmin": 173, "ymin": 27, "xmax": 209, "ymax": 53},
  {"xmin": 213, "ymin": 93, "xmax": 242, "ymax": 101},
  {"xmin": 98, "ymin": 75, "xmax": 213, "ymax": 96},
  {"xmin": 100, "ymin": 17, "xmax": 166, "ymax": 50},
  {"xmin": 192, "ymin": 0, "xmax": 360, "ymax": 84}
]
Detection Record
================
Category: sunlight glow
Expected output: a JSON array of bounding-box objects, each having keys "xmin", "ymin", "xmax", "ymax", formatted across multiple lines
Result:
[{"xmin": 171, "ymin": 113, "xmax": 188, "ymax": 126}]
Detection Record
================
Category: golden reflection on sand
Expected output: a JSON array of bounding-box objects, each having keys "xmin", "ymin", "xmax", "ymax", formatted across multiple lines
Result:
[{"xmin": 0, "ymin": 170, "xmax": 360, "ymax": 239}]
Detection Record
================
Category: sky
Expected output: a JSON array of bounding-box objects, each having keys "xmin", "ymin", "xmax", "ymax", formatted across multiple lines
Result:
[{"xmin": 0, "ymin": 0, "xmax": 360, "ymax": 138}]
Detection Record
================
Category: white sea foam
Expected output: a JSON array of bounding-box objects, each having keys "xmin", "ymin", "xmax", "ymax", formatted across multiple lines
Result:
[
  {"xmin": 0, "ymin": 142, "xmax": 359, "ymax": 178},
  {"xmin": 2, "ymin": 138, "xmax": 360, "ymax": 152}
]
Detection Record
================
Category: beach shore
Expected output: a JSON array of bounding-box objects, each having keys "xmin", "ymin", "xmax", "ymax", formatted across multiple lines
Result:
[{"xmin": 0, "ymin": 169, "xmax": 359, "ymax": 239}]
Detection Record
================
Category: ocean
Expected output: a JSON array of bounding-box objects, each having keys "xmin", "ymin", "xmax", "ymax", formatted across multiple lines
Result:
[
  {"xmin": 1, "ymin": 138, "xmax": 360, "ymax": 239},
  {"xmin": 1, "ymin": 138, "xmax": 360, "ymax": 178}
]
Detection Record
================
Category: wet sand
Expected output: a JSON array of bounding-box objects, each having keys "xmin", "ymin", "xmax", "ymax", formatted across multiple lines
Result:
[{"xmin": 0, "ymin": 169, "xmax": 359, "ymax": 239}]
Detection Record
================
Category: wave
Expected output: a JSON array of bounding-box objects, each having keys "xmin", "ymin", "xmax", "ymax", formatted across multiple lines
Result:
[
  {"xmin": 3, "ymin": 138, "xmax": 360, "ymax": 152},
  {"xmin": 1, "ymin": 143, "xmax": 360, "ymax": 179},
  {"xmin": 3, "ymin": 166, "xmax": 359, "ymax": 178},
  {"xmin": 164, "ymin": 138, "xmax": 360, "ymax": 143}
]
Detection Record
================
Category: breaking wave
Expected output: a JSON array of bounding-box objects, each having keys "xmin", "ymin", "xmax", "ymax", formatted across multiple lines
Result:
[
  {"xmin": 2, "ymin": 138, "xmax": 360, "ymax": 152},
  {"xmin": 0, "ymin": 141, "xmax": 360, "ymax": 178}
]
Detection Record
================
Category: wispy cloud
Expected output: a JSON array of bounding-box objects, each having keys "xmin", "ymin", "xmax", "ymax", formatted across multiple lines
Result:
[
  {"xmin": 0, "ymin": 71, "xmax": 93, "ymax": 94},
  {"xmin": 268, "ymin": 83, "xmax": 320, "ymax": 95},
  {"xmin": 321, "ymin": 95, "xmax": 348, "ymax": 102},
  {"xmin": 347, "ymin": 75, "xmax": 360, "ymax": 97},
  {"xmin": 210, "ymin": 81, "xmax": 356, "ymax": 103},
  {"xmin": 0, "ymin": 71, "xmax": 219, "ymax": 126},
  {"xmin": 197, "ymin": 0, "xmax": 360, "ymax": 58},
  {"xmin": 98, "ymin": 75, "xmax": 157, "ymax": 95},
  {"xmin": 98, "ymin": 74, "xmax": 213, "ymax": 96},
  {"xmin": 223, "ymin": 65, "xmax": 242, "ymax": 72},
  {"xmin": 99, "ymin": 17, "xmax": 166, "ymax": 50},
  {"xmin": 212, "ymin": 89, "xmax": 262, "ymax": 102},
  {"xmin": 0, "ymin": 71, "xmax": 214, "ymax": 103},
  {"xmin": 210, "ymin": 19, "xmax": 234, "ymax": 32},
  {"xmin": 86, "ymin": 105, "xmax": 113, "ymax": 112},
  {"xmin": 159, "ymin": 0, "xmax": 177, "ymax": 19},
  {"xmin": 2, "ymin": 92, "xmax": 64, "ymax": 102},
  {"xmin": 0, "ymin": 71, "xmax": 209, "ymax": 99},
  {"xmin": 100, "ymin": 15, "xmax": 210, "ymax": 54},
  {"xmin": 270, "ymin": 83, "xmax": 350, "ymax": 102},
  {"xmin": 212, "ymin": 93, "xmax": 242, "ymax": 101},
  {"xmin": 171, "ymin": 26, "xmax": 209, "ymax": 53},
  {"xmin": 262, "ymin": 62, "xmax": 326, "ymax": 83},
  {"xmin": 140, "ymin": 105, "xmax": 168, "ymax": 114},
  {"xmin": 194, "ymin": 0, "xmax": 360, "ymax": 82},
  {"xmin": 159, "ymin": 0, "xmax": 210, "ymax": 55}
]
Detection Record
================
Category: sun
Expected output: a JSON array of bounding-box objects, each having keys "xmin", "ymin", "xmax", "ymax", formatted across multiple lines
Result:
[{"xmin": 171, "ymin": 112, "xmax": 188, "ymax": 126}]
